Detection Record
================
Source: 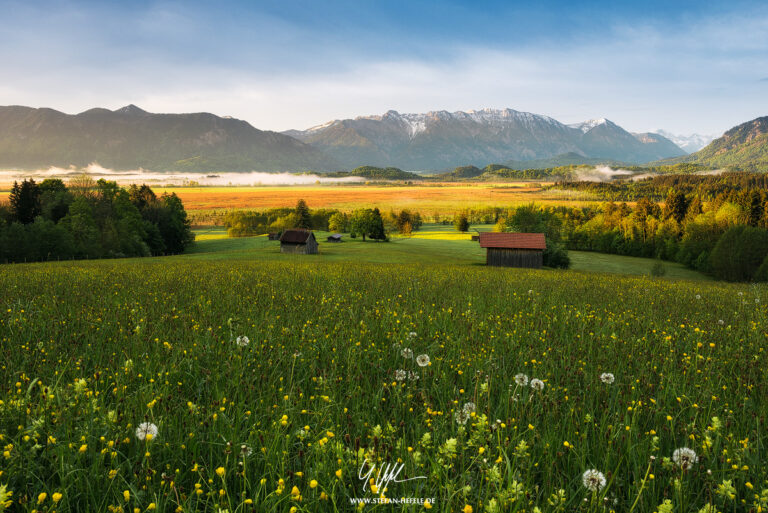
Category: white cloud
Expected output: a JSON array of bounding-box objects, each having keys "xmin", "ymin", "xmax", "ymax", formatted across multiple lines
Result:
[{"xmin": 0, "ymin": 5, "xmax": 766, "ymax": 135}]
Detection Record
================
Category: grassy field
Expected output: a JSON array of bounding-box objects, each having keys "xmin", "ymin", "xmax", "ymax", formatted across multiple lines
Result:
[
  {"xmin": 189, "ymin": 224, "xmax": 710, "ymax": 281},
  {"xmin": 1, "ymin": 251, "xmax": 765, "ymax": 513}
]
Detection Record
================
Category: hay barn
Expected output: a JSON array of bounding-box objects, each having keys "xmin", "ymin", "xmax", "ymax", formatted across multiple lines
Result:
[
  {"xmin": 478, "ymin": 232, "xmax": 546, "ymax": 268},
  {"xmin": 327, "ymin": 234, "xmax": 343, "ymax": 242},
  {"xmin": 279, "ymin": 229, "xmax": 319, "ymax": 254}
]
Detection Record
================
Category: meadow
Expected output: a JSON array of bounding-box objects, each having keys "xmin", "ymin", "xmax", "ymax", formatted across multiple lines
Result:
[
  {"xmin": 1, "ymin": 238, "xmax": 766, "ymax": 512},
  {"xmin": 146, "ymin": 184, "xmax": 603, "ymax": 223}
]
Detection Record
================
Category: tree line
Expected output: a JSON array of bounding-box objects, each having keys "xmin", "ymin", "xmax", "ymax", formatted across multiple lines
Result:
[
  {"xmin": 0, "ymin": 177, "xmax": 193, "ymax": 263},
  {"xmin": 224, "ymin": 200, "xmax": 423, "ymax": 241}
]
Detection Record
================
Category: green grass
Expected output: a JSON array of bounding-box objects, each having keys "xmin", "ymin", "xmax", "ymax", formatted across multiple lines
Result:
[
  {"xmin": 186, "ymin": 224, "xmax": 711, "ymax": 281},
  {"xmin": 1, "ymin": 257, "xmax": 765, "ymax": 513}
]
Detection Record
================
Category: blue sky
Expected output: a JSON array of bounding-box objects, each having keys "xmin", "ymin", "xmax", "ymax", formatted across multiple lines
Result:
[{"xmin": 1, "ymin": 0, "xmax": 766, "ymax": 135}]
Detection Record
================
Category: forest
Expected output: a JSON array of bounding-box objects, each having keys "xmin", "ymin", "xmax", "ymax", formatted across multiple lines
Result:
[{"xmin": 0, "ymin": 177, "xmax": 194, "ymax": 263}]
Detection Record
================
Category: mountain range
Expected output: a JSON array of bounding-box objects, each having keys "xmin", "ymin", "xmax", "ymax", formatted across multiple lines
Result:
[
  {"xmin": 652, "ymin": 130, "xmax": 716, "ymax": 153},
  {"xmin": 3, "ymin": 104, "xmax": 763, "ymax": 174},
  {"xmin": 285, "ymin": 109, "xmax": 686, "ymax": 170},
  {"xmin": 0, "ymin": 104, "xmax": 337, "ymax": 172},
  {"xmin": 658, "ymin": 116, "xmax": 768, "ymax": 173}
]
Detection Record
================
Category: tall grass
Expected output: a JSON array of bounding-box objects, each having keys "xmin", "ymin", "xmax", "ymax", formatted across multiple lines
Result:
[{"xmin": 0, "ymin": 260, "xmax": 766, "ymax": 512}]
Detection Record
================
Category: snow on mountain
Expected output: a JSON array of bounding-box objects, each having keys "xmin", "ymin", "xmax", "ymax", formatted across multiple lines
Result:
[
  {"xmin": 568, "ymin": 118, "xmax": 609, "ymax": 133},
  {"xmin": 285, "ymin": 108, "xmax": 686, "ymax": 169},
  {"xmin": 653, "ymin": 130, "xmax": 717, "ymax": 153}
]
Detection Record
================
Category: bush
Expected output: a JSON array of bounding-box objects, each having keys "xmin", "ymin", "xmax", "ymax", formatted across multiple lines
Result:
[
  {"xmin": 754, "ymin": 254, "xmax": 768, "ymax": 282},
  {"xmin": 543, "ymin": 240, "xmax": 570, "ymax": 269},
  {"xmin": 650, "ymin": 261, "xmax": 666, "ymax": 277},
  {"xmin": 708, "ymin": 225, "xmax": 768, "ymax": 281}
]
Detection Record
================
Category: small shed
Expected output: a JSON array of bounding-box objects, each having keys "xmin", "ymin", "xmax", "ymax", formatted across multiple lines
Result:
[
  {"xmin": 267, "ymin": 232, "xmax": 280, "ymax": 241},
  {"xmin": 478, "ymin": 232, "xmax": 546, "ymax": 268},
  {"xmin": 327, "ymin": 233, "xmax": 343, "ymax": 243},
  {"xmin": 279, "ymin": 229, "xmax": 319, "ymax": 254}
]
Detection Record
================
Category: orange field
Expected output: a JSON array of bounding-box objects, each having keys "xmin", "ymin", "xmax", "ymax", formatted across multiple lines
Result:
[{"xmin": 155, "ymin": 183, "xmax": 600, "ymax": 214}]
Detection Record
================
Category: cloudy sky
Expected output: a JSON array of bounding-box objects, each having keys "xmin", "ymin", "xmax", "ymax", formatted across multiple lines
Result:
[{"xmin": 1, "ymin": 0, "xmax": 766, "ymax": 135}]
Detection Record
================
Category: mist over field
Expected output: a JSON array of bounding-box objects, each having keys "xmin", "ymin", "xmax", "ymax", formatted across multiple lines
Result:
[{"xmin": 0, "ymin": 164, "xmax": 365, "ymax": 186}]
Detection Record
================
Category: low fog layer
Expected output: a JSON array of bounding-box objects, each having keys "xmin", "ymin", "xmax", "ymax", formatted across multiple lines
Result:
[
  {"xmin": 0, "ymin": 163, "xmax": 365, "ymax": 186},
  {"xmin": 570, "ymin": 166, "xmax": 726, "ymax": 182}
]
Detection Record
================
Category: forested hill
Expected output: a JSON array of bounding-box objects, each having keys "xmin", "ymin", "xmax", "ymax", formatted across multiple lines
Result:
[
  {"xmin": 657, "ymin": 116, "xmax": 768, "ymax": 172},
  {"xmin": 0, "ymin": 105, "xmax": 339, "ymax": 172}
]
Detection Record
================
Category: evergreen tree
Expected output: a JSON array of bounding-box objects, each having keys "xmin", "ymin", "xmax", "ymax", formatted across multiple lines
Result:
[
  {"xmin": 664, "ymin": 190, "xmax": 689, "ymax": 224},
  {"xmin": 9, "ymin": 179, "xmax": 41, "ymax": 224},
  {"xmin": 295, "ymin": 199, "xmax": 312, "ymax": 229}
]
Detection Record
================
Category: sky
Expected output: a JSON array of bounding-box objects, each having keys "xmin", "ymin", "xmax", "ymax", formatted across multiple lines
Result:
[{"xmin": 0, "ymin": 0, "xmax": 767, "ymax": 136}]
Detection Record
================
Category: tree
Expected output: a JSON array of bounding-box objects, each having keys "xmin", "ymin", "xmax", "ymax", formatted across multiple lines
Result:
[
  {"xmin": 67, "ymin": 173, "xmax": 96, "ymax": 200},
  {"xmin": 39, "ymin": 179, "xmax": 73, "ymax": 223},
  {"xmin": 349, "ymin": 208, "xmax": 387, "ymax": 241},
  {"xmin": 708, "ymin": 225, "xmax": 768, "ymax": 281},
  {"xmin": 9, "ymin": 179, "xmax": 41, "ymax": 224},
  {"xmin": 454, "ymin": 213, "xmax": 470, "ymax": 232},
  {"xmin": 328, "ymin": 212, "xmax": 349, "ymax": 233},
  {"xmin": 295, "ymin": 199, "xmax": 312, "ymax": 229},
  {"xmin": 664, "ymin": 190, "xmax": 689, "ymax": 224}
]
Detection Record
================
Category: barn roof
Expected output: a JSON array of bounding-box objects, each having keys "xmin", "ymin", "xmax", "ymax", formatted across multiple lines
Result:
[
  {"xmin": 478, "ymin": 232, "xmax": 546, "ymax": 249},
  {"xmin": 280, "ymin": 229, "xmax": 314, "ymax": 244}
]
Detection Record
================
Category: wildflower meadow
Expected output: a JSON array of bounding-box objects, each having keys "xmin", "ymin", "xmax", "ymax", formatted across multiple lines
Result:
[{"xmin": 1, "ymin": 259, "xmax": 766, "ymax": 512}]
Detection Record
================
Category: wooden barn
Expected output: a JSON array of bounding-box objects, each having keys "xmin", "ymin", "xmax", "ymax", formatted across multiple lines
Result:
[
  {"xmin": 478, "ymin": 232, "xmax": 546, "ymax": 268},
  {"xmin": 279, "ymin": 229, "xmax": 319, "ymax": 254},
  {"xmin": 326, "ymin": 233, "xmax": 343, "ymax": 243}
]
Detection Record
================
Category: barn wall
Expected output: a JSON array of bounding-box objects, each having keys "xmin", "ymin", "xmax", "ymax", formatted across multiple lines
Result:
[
  {"xmin": 281, "ymin": 239, "xmax": 319, "ymax": 254},
  {"xmin": 281, "ymin": 243, "xmax": 306, "ymax": 254},
  {"xmin": 486, "ymin": 248, "xmax": 543, "ymax": 268}
]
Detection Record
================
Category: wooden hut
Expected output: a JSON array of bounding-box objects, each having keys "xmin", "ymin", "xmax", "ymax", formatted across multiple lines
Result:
[
  {"xmin": 478, "ymin": 232, "xmax": 546, "ymax": 268},
  {"xmin": 326, "ymin": 233, "xmax": 343, "ymax": 243},
  {"xmin": 279, "ymin": 229, "xmax": 319, "ymax": 254},
  {"xmin": 267, "ymin": 232, "xmax": 280, "ymax": 241}
]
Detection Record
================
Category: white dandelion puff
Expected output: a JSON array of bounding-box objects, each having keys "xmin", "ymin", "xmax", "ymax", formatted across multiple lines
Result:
[
  {"xmin": 235, "ymin": 336, "xmax": 250, "ymax": 347},
  {"xmin": 600, "ymin": 373, "xmax": 615, "ymax": 385},
  {"xmin": 514, "ymin": 373, "xmax": 529, "ymax": 386},
  {"xmin": 408, "ymin": 371, "xmax": 420, "ymax": 382},
  {"xmin": 672, "ymin": 447, "xmax": 698, "ymax": 470},
  {"xmin": 395, "ymin": 369, "xmax": 407, "ymax": 381},
  {"xmin": 416, "ymin": 354, "xmax": 430, "ymax": 367},
  {"xmin": 408, "ymin": 331, "xmax": 417, "ymax": 339},
  {"xmin": 462, "ymin": 402, "xmax": 476, "ymax": 414},
  {"xmin": 136, "ymin": 422, "xmax": 158, "ymax": 441},
  {"xmin": 530, "ymin": 378, "xmax": 545, "ymax": 391},
  {"xmin": 454, "ymin": 410, "xmax": 469, "ymax": 425},
  {"xmin": 582, "ymin": 469, "xmax": 606, "ymax": 492},
  {"xmin": 401, "ymin": 348, "xmax": 414, "ymax": 359}
]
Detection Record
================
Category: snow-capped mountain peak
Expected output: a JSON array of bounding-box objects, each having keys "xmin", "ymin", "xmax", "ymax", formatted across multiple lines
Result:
[
  {"xmin": 653, "ymin": 130, "xmax": 717, "ymax": 153},
  {"xmin": 569, "ymin": 118, "xmax": 610, "ymax": 133}
]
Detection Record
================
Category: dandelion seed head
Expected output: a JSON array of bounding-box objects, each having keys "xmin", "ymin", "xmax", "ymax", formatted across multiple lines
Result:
[
  {"xmin": 416, "ymin": 354, "xmax": 430, "ymax": 367},
  {"xmin": 514, "ymin": 373, "xmax": 529, "ymax": 386},
  {"xmin": 582, "ymin": 469, "xmax": 606, "ymax": 492},
  {"xmin": 136, "ymin": 422, "xmax": 158, "ymax": 441},
  {"xmin": 672, "ymin": 447, "xmax": 698, "ymax": 470}
]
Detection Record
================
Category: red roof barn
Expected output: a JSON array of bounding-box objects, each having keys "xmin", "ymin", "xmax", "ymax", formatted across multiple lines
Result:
[{"xmin": 478, "ymin": 232, "xmax": 546, "ymax": 268}]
